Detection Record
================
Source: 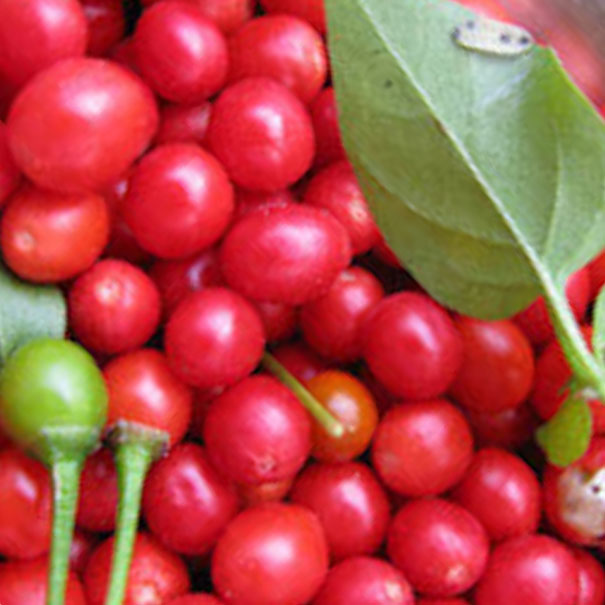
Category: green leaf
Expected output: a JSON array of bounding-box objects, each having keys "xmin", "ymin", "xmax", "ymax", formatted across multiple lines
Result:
[
  {"xmin": 0, "ymin": 263, "xmax": 67, "ymax": 366},
  {"xmin": 593, "ymin": 286, "xmax": 605, "ymax": 364},
  {"xmin": 326, "ymin": 0, "xmax": 605, "ymax": 319},
  {"xmin": 536, "ymin": 397, "xmax": 592, "ymax": 467}
]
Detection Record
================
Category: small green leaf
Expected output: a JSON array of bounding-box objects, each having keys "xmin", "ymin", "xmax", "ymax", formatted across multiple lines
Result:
[
  {"xmin": 326, "ymin": 0, "xmax": 605, "ymax": 320},
  {"xmin": 0, "ymin": 263, "xmax": 67, "ymax": 366},
  {"xmin": 593, "ymin": 286, "xmax": 605, "ymax": 364},
  {"xmin": 536, "ymin": 397, "xmax": 592, "ymax": 467}
]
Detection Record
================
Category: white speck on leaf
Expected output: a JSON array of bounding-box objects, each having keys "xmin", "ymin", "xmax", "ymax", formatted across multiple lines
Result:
[{"xmin": 452, "ymin": 15, "xmax": 534, "ymax": 57}]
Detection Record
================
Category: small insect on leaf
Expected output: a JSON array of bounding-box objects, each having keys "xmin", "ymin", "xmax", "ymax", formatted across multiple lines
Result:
[
  {"xmin": 536, "ymin": 397, "xmax": 593, "ymax": 468},
  {"xmin": 452, "ymin": 15, "xmax": 534, "ymax": 57}
]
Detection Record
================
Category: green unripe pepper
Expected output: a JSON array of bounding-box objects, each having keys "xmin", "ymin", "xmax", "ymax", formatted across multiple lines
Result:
[{"xmin": 0, "ymin": 338, "xmax": 107, "ymax": 605}]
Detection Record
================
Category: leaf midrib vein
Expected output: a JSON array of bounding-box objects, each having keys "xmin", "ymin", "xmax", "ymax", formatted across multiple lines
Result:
[
  {"xmin": 357, "ymin": 154, "xmax": 533, "ymax": 288},
  {"xmin": 539, "ymin": 122, "xmax": 564, "ymax": 262}
]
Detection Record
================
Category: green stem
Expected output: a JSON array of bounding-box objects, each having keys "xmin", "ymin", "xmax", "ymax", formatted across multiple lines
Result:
[
  {"xmin": 104, "ymin": 440, "xmax": 154, "ymax": 605},
  {"xmin": 542, "ymin": 274, "xmax": 605, "ymax": 401},
  {"xmin": 47, "ymin": 456, "xmax": 83, "ymax": 605},
  {"xmin": 262, "ymin": 352, "xmax": 345, "ymax": 438}
]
